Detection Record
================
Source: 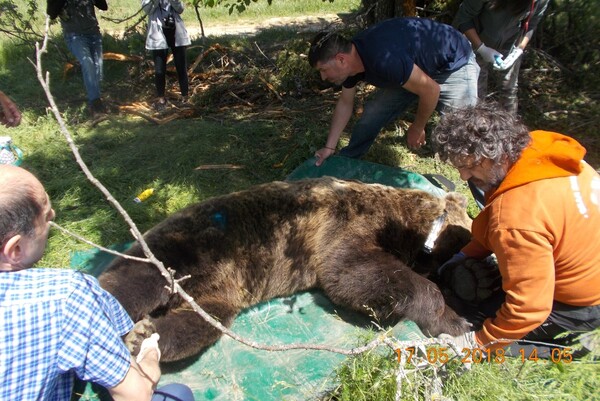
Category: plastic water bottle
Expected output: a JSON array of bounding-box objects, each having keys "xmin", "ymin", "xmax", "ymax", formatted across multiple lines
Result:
[
  {"xmin": 134, "ymin": 188, "xmax": 155, "ymax": 203},
  {"xmin": 494, "ymin": 55, "xmax": 503, "ymax": 68},
  {"xmin": 0, "ymin": 136, "xmax": 23, "ymax": 166}
]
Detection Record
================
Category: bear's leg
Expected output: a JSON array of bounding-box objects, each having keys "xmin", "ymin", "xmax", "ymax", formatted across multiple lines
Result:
[
  {"xmin": 319, "ymin": 248, "xmax": 470, "ymax": 336},
  {"xmin": 99, "ymin": 261, "xmax": 172, "ymax": 322},
  {"xmin": 138, "ymin": 299, "xmax": 241, "ymax": 362}
]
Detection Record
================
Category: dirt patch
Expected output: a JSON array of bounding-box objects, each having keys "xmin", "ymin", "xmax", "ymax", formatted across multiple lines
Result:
[{"xmin": 187, "ymin": 14, "xmax": 344, "ymax": 38}]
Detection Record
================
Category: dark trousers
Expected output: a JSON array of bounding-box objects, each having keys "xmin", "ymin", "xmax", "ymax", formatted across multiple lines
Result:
[
  {"xmin": 151, "ymin": 29, "xmax": 188, "ymax": 97},
  {"xmin": 511, "ymin": 301, "xmax": 600, "ymax": 358},
  {"xmin": 462, "ymin": 292, "xmax": 600, "ymax": 358}
]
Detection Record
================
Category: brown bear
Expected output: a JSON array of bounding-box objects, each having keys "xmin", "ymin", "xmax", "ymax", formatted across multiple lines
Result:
[{"xmin": 98, "ymin": 177, "xmax": 472, "ymax": 362}]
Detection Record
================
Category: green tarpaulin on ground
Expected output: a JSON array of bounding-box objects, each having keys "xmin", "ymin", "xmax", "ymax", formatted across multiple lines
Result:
[{"xmin": 72, "ymin": 156, "xmax": 442, "ymax": 400}]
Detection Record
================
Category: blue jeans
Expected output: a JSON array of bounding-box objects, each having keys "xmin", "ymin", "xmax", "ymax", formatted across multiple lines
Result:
[
  {"xmin": 64, "ymin": 32, "xmax": 103, "ymax": 105},
  {"xmin": 152, "ymin": 383, "xmax": 195, "ymax": 401},
  {"xmin": 339, "ymin": 53, "xmax": 480, "ymax": 158}
]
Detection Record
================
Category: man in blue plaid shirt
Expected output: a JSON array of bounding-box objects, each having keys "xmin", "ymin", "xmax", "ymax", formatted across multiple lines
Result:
[{"xmin": 0, "ymin": 165, "xmax": 194, "ymax": 401}]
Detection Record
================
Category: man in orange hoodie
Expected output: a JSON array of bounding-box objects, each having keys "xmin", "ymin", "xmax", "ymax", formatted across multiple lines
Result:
[{"xmin": 432, "ymin": 102, "xmax": 600, "ymax": 357}]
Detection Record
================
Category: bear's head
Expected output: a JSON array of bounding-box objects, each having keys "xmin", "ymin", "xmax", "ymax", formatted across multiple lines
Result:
[{"xmin": 429, "ymin": 191, "xmax": 472, "ymax": 267}]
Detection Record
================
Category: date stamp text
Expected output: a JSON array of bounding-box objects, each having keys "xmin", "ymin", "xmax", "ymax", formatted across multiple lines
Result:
[{"xmin": 395, "ymin": 347, "xmax": 574, "ymax": 365}]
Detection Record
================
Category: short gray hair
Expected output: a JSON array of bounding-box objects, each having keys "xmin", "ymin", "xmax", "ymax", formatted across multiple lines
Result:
[{"xmin": 0, "ymin": 183, "xmax": 42, "ymax": 246}]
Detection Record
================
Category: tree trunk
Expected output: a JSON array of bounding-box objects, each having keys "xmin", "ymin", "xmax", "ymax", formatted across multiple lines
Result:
[{"xmin": 361, "ymin": 0, "xmax": 416, "ymax": 25}]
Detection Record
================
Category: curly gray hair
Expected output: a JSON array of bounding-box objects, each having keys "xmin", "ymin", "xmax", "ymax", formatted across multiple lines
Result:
[{"xmin": 432, "ymin": 102, "xmax": 531, "ymax": 166}]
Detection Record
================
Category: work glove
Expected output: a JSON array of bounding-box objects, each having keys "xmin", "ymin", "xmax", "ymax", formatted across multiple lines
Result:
[
  {"xmin": 439, "ymin": 254, "xmax": 502, "ymax": 303},
  {"xmin": 476, "ymin": 43, "xmax": 503, "ymax": 65},
  {"xmin": 136, "ymin": 333, "xmax": 161, "ymax": 363},
  {"xmin": 494, "ymin": 47, "xmax": 523, "ymax": 71},
  {"xmin": 438, "ymin": 251, "xmax": 466, "ymax": 276}
]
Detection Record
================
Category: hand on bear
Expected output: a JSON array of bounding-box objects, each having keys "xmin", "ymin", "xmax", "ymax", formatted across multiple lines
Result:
[{"xmin": 439, "ymin": 254, "xmax": 502, "ymax": 303}]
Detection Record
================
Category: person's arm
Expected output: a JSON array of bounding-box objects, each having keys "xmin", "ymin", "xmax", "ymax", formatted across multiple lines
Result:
[
  {"xmin": 314, "ymin": 85, "xmax": 356, "ymax": 166},
  {"xmin": 515, "ymin": 35, "xmax": 531, "ymax": 51},
  {"xmin": 452, "ymin": 0, "xmax": 485, "ymax": 34},
  {"xmin": 141, "ymin": 0, "xmax": 158, "ymax": 15},
  {"xmin": 463, "ymin": 27, "xmax": 484, "ymax": 50},
  {"xmin": 46, "ymin": 0, "xmax": 66, "ymax": 19},
  {"xmin": 475, "ymin": 229, "xmax": 555, "ymax": 350},
  {"xmin": 94, "ymin": 0, "xmax": 108, "ymax": 11},
  {"xmin": 0, "ymin": 91, "xmax": 22, "ymax": 127},
  {"xmin": 461, "ymin": 239, "xmax": 493, "ymax": 260},
  {"xmin": 169, "ymin": 0, "xmax": 185, "ymax": 14},
  {"xmin": 401, "ymin": 64, "xmax": 440, "ymax": 149},
  {"xmin": 108, "ymin": 351, "xmax": 161, "ymax": 401},
  {"xmin": 463, "ymin": 27, "xmax": 503, "ymax": 64},
  {"xmin": 514, "ymin": 0, "xmax": 550, "ymax": 50},
  {"xmin": 453, "ymin": 0, "xmax": 503, "ymax": 64}
]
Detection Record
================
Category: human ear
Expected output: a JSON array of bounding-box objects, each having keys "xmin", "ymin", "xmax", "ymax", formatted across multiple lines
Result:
[{"xmin": 1, "ymin": 234, "xmax": 23, "ymax": 265}]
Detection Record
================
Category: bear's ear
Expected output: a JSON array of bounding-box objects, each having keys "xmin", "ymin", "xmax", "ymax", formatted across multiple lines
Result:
[{"xmin": 443, "ymin": 192, "xmax": 468, "ymax": 210}]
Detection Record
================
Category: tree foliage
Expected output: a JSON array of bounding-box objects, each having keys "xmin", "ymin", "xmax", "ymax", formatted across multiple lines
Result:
[
  {"xmin": 0, "ymin": 0, "xmax": 597, "ymax": 89},
  {"xmin": 193, "ymin": 0, "xmax": 274, "ymax": 15},
  {"xmin": 0, "ymin": 0, "xmax": 42, "ymax": 42}
]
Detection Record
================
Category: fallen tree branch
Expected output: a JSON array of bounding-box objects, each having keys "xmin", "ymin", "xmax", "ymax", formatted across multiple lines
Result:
[
  {"xmin": 188, "ymin": 44, "xmax": 225, "ymax": 73},
  {"xmin": 258, "ymin": 76, "xmax": 283, "ymax": 102},
  {"xmin": 194, "ymin": 164, "xmax": 244, "ymax": 170},
  {"xmin": 228, "ymin": 90, "xmax": 253, "ymax": 106},
  {"xmin": 103, "ymin": 52, "xmax": 144, "ymax": 62}
]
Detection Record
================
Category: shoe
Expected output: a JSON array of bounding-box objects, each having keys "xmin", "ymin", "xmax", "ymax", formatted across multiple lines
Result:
[
  {"xmin": 177, "ymin": 95, "xmax": 193, "ymax": 109},
  {"xmin": 153, "ymin": 98, "xmax": 168, "ymax": 112},
  {"xmin": 89, "ymin": 98, "xmax": 107, "ymax": 119}
]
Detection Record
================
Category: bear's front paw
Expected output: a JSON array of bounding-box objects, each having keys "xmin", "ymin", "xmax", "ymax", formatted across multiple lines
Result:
[
  {"xmin": 431, "ymin": 311, "xmax": 472, "ymax": 337},
  {"xmin": 448, "ymin": 315, "xmax": 472, "ymax": 336},
  {"xmin": 123, "ymin": 317, "xmax": 157, "ymax": 356}
]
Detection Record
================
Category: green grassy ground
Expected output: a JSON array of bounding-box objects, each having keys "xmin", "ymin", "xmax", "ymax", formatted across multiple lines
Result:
[{"xmin": 323, "ymin": 339, "xmax": 600, "ymax": 401}]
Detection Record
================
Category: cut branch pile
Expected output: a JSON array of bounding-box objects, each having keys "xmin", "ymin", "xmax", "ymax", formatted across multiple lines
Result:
[{"xmin": 93, "ymin": 40, "xmax": 331, "ymax": 124}]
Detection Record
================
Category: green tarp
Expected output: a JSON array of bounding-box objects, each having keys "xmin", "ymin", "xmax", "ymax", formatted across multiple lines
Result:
[
  {"xmin": 287, "ymin": 156, "xmax": 446, "ymax": 197},
  {"xmin": 73, "ymin": 156, "xmax": 441, "ymax": 400}
]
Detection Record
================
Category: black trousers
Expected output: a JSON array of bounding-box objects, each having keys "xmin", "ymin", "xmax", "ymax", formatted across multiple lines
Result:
[
  {"xmin": 511, "ymin": 301, "xmax": 600, "ymax": 358},
  {"xmin": 151, "ymin": 28, "xmax": 188, "ymax": 97},
  {"xmin": 459, "ymin": 292, "xmax": 600, "ymax": 358}
]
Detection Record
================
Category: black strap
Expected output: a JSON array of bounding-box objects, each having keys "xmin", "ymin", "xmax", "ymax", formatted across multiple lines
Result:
[{"xmin": 423, "ymin": 173, "xmax": 456, "ymax": 192}]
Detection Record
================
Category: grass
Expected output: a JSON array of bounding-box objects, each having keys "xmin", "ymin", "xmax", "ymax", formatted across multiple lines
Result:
[
  {"xmin": 8, "ymin": 0, "xmax": 361, "ymax": 32},
  {"xmin": 1, "ymin": 1, "xmax": 599, "ymax": 399},
  {"xmin": 190, "ymin": 0, "xmax": 360, "ymax": 24},
  {"xmin": 323, "ymin": 335, "xmax": 600, "ymax": 401}
]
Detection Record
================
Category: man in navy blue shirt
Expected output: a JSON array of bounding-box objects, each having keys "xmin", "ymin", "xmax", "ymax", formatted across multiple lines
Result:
[{"xmin": 309, "ymin": 18, "xmax": 479, "ymax": 166}]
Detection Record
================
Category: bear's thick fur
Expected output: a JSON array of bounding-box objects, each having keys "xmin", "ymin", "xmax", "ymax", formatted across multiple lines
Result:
[{"xmin": 99, "ymin": 177, "xmax": 472, "ymax": 362}]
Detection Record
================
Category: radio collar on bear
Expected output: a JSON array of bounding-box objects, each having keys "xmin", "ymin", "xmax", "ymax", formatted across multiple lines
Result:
[{"xmin": 423, "ymin": 211, "xmax": 448, "ymax": 254}]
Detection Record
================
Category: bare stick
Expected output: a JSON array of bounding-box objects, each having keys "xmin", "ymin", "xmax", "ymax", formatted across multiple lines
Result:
[
  {"xmin": 49, "ymin": 221, "xmax": 151, "ymax": 264},
  {"xmin": 33, "ymin": 17, "xmax": 174, "ymax": 286}
]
